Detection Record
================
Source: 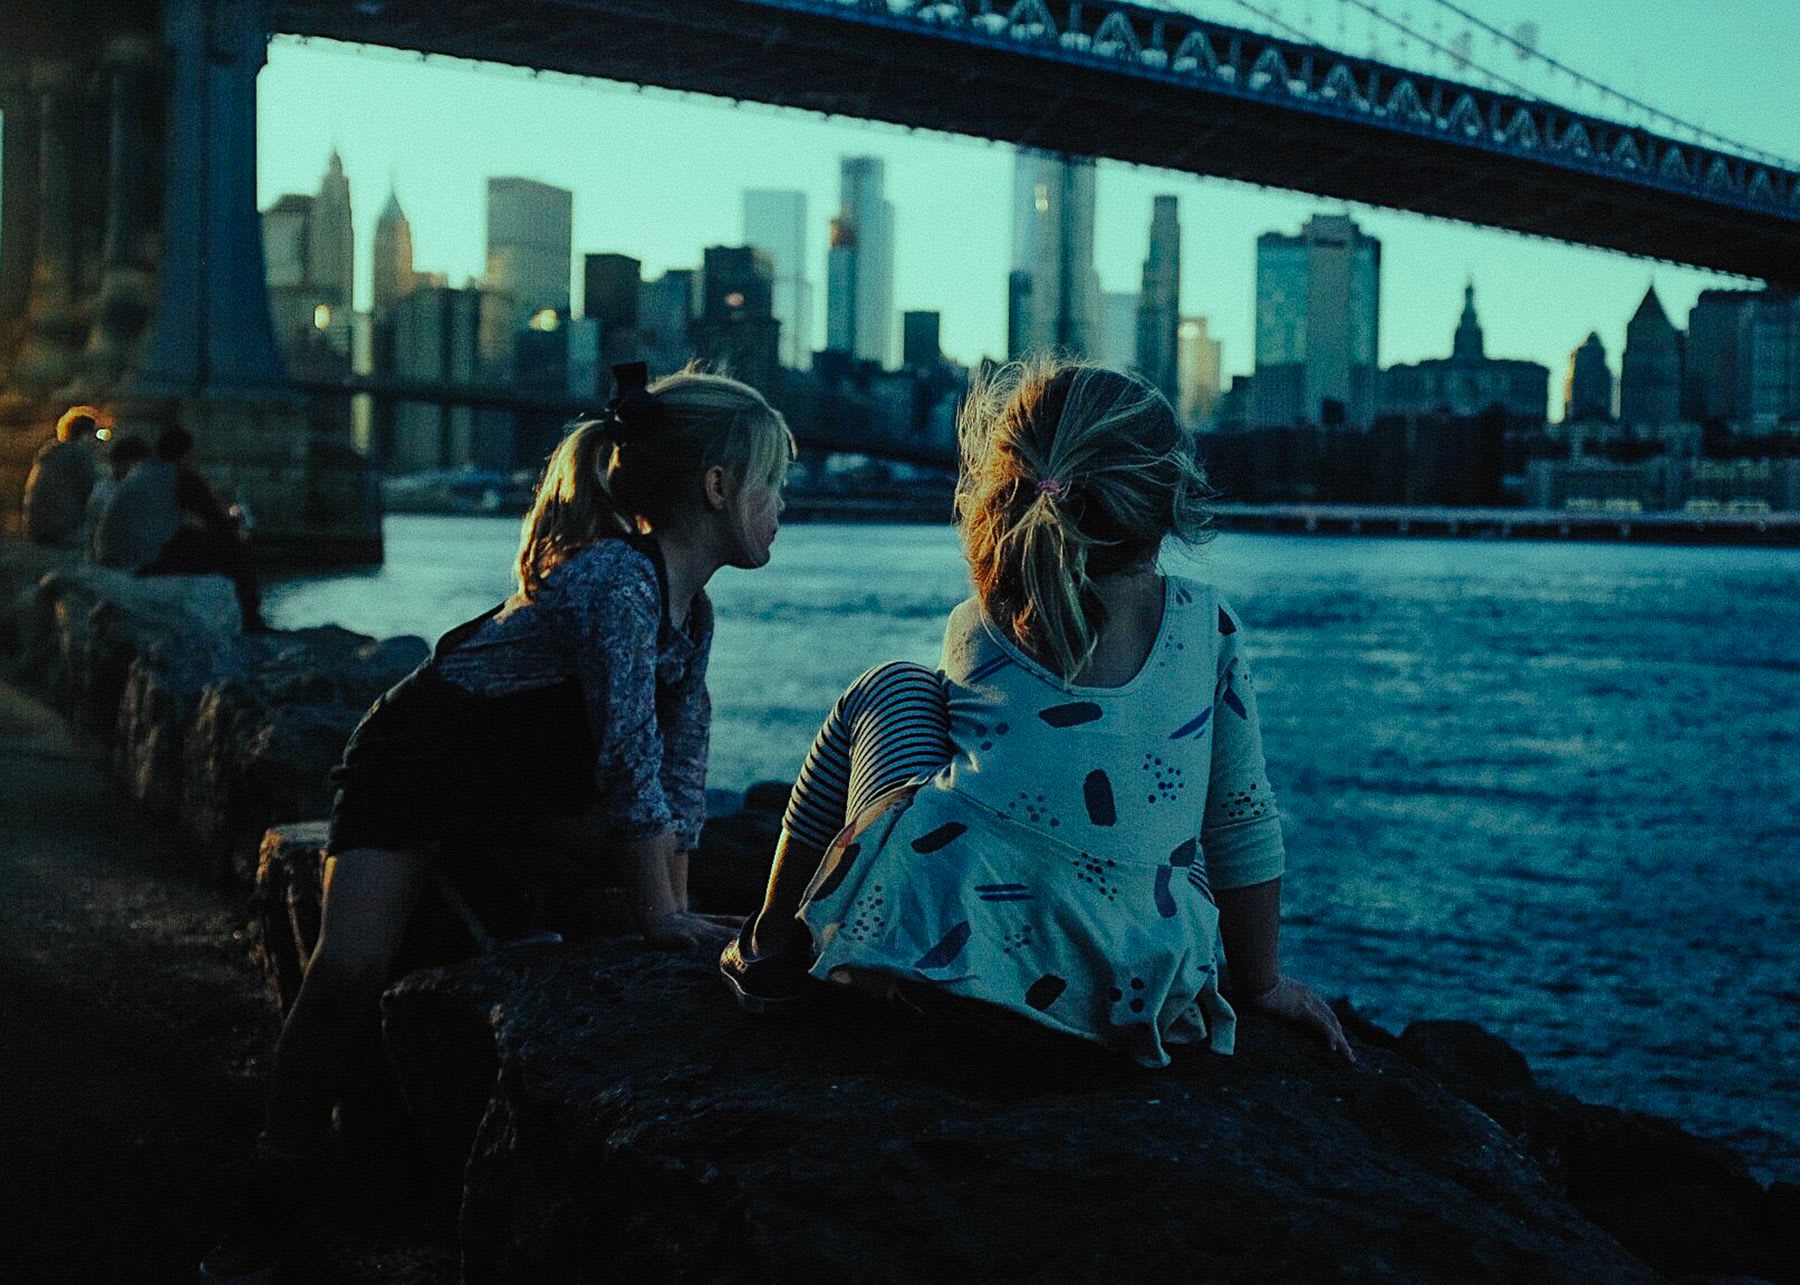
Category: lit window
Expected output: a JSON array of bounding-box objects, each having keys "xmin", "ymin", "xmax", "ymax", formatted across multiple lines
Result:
[
  {"xmin": 312, "ymin": 303, "xmax": 332, "ymax": 331},
  {"xmin": 725, "ymin": 291, "xmax": 745, "ymax": 309},
  {"xmin": 529, "ymin": 308, "xmax": 561, "ymax": 332}
]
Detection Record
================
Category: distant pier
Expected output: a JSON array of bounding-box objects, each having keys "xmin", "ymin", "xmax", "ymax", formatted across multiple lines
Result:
[{"xmin": 1210, "ymin": 503, "xmax": 1800, "ymax": 546}]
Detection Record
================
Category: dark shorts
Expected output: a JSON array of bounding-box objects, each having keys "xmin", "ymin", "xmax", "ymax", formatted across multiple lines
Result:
[{"xmin": 326, "ymin": 661, "xmax": 597, "ymax": 856}]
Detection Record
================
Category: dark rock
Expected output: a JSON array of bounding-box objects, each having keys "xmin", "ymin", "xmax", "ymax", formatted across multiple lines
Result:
[
  {"xmin": 380, "ymin": 944, "xmax": 1680, "ymax": 1285},
  {"xmin": 742, "ymin": 780, "xmax": 792, "ymax": 814},
  {"xmin": 691, "ymin": 802, "xmax": 781, "ymax": 916},
  {"xmin": 1385, "ymin": 1020, "xmax": 1798, "ymax": 1283}
]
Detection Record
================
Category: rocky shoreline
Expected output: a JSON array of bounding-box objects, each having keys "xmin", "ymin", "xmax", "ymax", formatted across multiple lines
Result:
[{"xmin": 3, "ymin": 539, "xmax": 1795, "ymax": 1284}]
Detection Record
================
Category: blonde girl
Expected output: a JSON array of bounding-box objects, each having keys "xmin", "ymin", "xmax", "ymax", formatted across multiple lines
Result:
[
  {"xmin": 203, "ymin": 364, "xmax": 794, "ymax": 1283},
  {"xmin": 723, "ymin": 360, "xmax": 1351, "ymax": 1068}
]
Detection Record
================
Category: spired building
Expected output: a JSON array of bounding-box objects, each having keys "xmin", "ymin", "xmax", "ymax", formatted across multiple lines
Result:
[
  {"xmin": 1007, "ymin": 149, "xmax": 1101, "ymax": 360},
  {"xmin": 259, "ymin": 150, "xmax": 356, "ymax": 369},
  {"xmin": 826, "ymin": 156, "xmax": 896, "ymax": 367},
  {"xmin": 1619, "ymin": 285, "xmax": 1684, "ymax": 427},
  {"xmin": 371, "ymin": 187, "xmax": 416, "ymax": 320},
  {"xmin": 485, "ymin": 177, "xmax": 573, "ymax": 326},
  {"xmin": 743, "ymin": 189, "xmax": 813, "ymax": 370},
  {"xmin": 1252, "ymin": 214, "xmax": 1381, "ymax": 429},
  {"xmin": 1564, "ymin": 332, "xmax": 1614, "ymax": 421},
  {"xmin": 1136, "ymin": 195, "xmax": 1181, "ymax": 405},
  {"xmin": 1379, "ymin": 282, "xmax": 1549, "ymax": 423}
]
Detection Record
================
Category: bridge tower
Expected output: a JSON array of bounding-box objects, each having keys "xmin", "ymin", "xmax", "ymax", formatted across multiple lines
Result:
[{"xmin": 0, "ymin": 0, "xmax": 380, "ymax": 564}]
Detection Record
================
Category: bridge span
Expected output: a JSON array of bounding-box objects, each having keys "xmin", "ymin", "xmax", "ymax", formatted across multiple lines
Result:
[{"xmin": 268, "ymin": 0, "xmax": 1800, "ymax": 283}]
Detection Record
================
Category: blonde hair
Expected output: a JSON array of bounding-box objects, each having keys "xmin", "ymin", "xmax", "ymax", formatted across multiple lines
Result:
[
  {"xmin": 956, "ymin": 358, "xmax": 1216, "ymax": 684},
  {"xmin": 57, "ymin": 405, "xmax": 105, "ymax": 442},
  {"xmin": 515, "ymin": 367, "xmax": 795, "ymax": 601}
]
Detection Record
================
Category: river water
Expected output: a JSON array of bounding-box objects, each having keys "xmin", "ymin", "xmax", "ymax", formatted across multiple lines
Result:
[{"xmin": 268, "ymin": 515, "xmax": 1800, "ymax": 1185}]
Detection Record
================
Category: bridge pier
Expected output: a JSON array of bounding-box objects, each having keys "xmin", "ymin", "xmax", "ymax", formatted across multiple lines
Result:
[{"xmin": 0, "ymin": 0, "xmax": 379, "ymax": 565}]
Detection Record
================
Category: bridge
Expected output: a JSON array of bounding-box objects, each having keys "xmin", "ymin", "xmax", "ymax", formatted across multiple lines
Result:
[{"xmin": 2, "ymin": 0, "xmax": 1796, "ymax": 562}]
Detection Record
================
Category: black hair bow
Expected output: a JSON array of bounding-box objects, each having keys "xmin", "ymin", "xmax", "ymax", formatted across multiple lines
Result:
[{"xmin": 599, "ymin": 361, "xmax": 663, "ymax": 443}]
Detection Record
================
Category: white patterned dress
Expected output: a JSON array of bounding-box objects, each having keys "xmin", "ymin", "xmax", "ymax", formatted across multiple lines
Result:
[{"xmin": 797, "ymin": 575, "xmax": 1288, "ymax": 1066}]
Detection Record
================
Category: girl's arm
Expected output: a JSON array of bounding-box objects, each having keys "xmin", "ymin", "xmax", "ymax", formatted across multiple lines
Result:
[{"xmin": 1203, "ymin": 598, "xmax": 1354, "ymax": 1062}]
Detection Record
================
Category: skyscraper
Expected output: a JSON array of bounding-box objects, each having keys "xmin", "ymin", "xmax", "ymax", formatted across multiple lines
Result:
[
  {"xmin": 485, "ymin": 177, "xmax": 573, "ymax": 323},
  {"xmin": 1737, "ymin": 291, "xmax": 1800, "ymax": 429},
  {"xmin": 639, "ymin": 268, "xmax": 697, "ymax": 379},
  {"xmin": 1008, "ymin": 149, "xmax": 1101, "ymax": 360},
  {"xmin": 584, "ymin": 253, "xmax": 645, "ymax": 368},
  {"xmin": 691, "ymin": 245, "xmax": 780, "ymax": 394},
  {"xmin": 371, "ymin": 186, "xmax": 416, "ymax": 319},
  {"xmin": 1136, "ymin": 195, "xmax": 1181, "ymax": 404},
  {"xmin": 1684, "ymin": 289, "xmax": 1760, "ymax": 423},
  {"xmin": 1252, "ymin": 214, "xmax": 1381, "ymax": 429},
  {"xmin": 1619, "ymin": 285, "xmax": 1683, "ymax": 426},
  {"xmin": 1176, "ymin": 316, "xmax": 1222, "ymax": 429},
  {"xmin": 1099, "ymin": 291, "xmax": 1139, "ymax": 370},
  {"xmin": 1564, "ymin": 332, "xmax": 1614, "ymax": 422},
  {"xmin": 743, "ymin": 189, "xmax": 813, "ymax": 370},
  {"xmin": 902, "ymin": 310, "xmax": 942, "ymax": 369},
  {"xmin": 307, "ymin": 149, "xmax": 354, "ymax": 347},
  {"xmin": 825, "ymin": 157, "xmax": 895, "ymax": 367}
]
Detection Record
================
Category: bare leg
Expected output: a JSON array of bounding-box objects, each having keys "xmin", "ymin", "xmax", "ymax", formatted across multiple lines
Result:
[
  {"xmin": 261, "ymin": 847, "xmax": 431, "ymax": 1154},
  {"xmin": 748, "ymin": 831, "xmax": 829, "ymax": 957}
]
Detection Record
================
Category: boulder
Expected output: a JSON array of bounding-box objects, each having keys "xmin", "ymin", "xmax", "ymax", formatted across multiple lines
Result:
[{"xmin": 379, "ymin": 943, "xmax": 1683, "ymax": 1285}]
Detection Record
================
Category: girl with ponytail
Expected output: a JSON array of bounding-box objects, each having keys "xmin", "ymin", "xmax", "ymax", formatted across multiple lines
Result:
[
  {"xmin": 203, "ymin": 364, "xmax": 794, "ymax": 1283},
  {"xmin": 723, "ymin": 359, "xmax": 1352, "ymax": 1071}
]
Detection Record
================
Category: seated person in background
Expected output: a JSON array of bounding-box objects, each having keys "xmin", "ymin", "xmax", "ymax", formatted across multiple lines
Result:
[
  {"xmin": 93, "ymin": 426, "xmax": 267, "ymax": 633},
  {"xmin": 22, "ymin": 406, "xmax": 102, "ymax": 548},
  {"xmin": 84, "ymin": 435, "xmax": 150, "ymax": 559}
]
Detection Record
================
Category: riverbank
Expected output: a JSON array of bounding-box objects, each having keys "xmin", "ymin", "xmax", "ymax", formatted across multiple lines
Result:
[{"xmin": 0, "ymin": 676, "xmax": 457, "ymax": 1282}]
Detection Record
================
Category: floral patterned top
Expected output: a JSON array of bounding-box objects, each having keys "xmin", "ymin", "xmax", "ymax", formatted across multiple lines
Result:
[{"xmin": 434, "ymin": 535, "xmax": 713, "ymax": 848}]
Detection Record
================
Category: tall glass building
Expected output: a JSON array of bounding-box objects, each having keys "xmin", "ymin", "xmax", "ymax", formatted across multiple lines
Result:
[
  {"xmin": 743, "ymin": 189, "xmax": 813, "ymax": 370},
  {"xmin": 1252, "ymin": 214, "xmax": 1381, "ymax": 429},
  {"xmin": 1008, "ymin": 148, "xmax": 1101, "ymax": 361},
  {"xmin": 825, "ymin": 157, "xmax": 895, "ymax": 368}
]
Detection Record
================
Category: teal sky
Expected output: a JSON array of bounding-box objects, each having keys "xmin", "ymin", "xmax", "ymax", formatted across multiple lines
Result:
[{"xmin": 246, "ymin": 2, "xmax": 1794, "ymax": 384}]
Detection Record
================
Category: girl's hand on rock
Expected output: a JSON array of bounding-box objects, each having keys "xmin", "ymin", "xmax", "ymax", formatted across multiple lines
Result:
[
  {"xmin": 1244, "ymin": 976, "xmax": 1357, "ymax": 1065},
  {"xmin": 642, "ymin": 911, "xmax": 739, "ymax": 950}
]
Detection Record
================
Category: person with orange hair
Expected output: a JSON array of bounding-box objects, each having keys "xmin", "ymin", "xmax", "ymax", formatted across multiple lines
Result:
[{"xmin": 21, "ymin": 406, "xmax": 103, "ymax": 547}]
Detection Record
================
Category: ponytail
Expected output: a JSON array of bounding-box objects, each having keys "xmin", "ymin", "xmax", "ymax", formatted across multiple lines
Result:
[
  {"xmin": 957, "ymin": 359, "xmax": 1216, "ymax": 684},
  {"xmin": 514, "ymin": 365, "xmax": 795, "ymax": 602}
]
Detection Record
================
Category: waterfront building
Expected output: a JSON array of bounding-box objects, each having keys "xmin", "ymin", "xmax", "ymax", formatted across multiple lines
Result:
[
  {"xmin": 1737, "ymin": 291, "xmax": 1800, "ymax": 430},
  {"xmin": 1007, "ymin": 149, "xmax": 1101, "ymax": 360},
  {"xmin": 1176, "ymin": 316, "xmax": 1221, "ymax": 429},
  {"xmin": 583, "ymin": 253, "xmax": 645, "ymax": 368},
  {"xmin": 1137, "ymin": 195, "xmax": 1181, "ymax": 404},
  {"xmin": 825, "ymin": 157, "xmax": 895, "ymax": 367},
  {"xmin": 1526, "ymin": 455, "xmax": 1800, "ymax": 511},
  {"xmin": 1683, "ymin": 289, "xmax": 1759, "ymax": 423},
  {"xmin": 1251, "ymin": 214, "xmax": 1381, "ymax": 429},
  {"xmin": 1619, "ymin": 285, "xmax": 1684, "ymax": 427},
  {"xmin": 260, "ymin": 155, "xmax": 359, "ymax": 372},
  {"xmin": 902, "ymin": 310, "xmax": 942, "ymax": 369},
  {"xmin": 1099, "ymin": 291, "xmax": 1139, "ymax": 371},
  {"xmin": 371, "ymin": 187, "xmax": 416, "ymax": 320},
  {"xmin": 1379, "ymin": 282, "xmax": 1549, "ymax": 424},
  {"xmin": 307, "ymin": 149, "xmax": 354, "ymax": 353},
  {"xmin": 389, "ymin": 282, "xmax": 515, "ymax": 474},
  {"xmin": 485, "ymin": 177, "xmax": 573, "ymax": 325},
  {"xmin": 1563, "ymin": 332, "xmax": 1614, "ymax": 422},
  {"xmin": 691, "ymin": 245, "xmax": 780, "ymax": 395},
  {"xmin": 743, "ymin": 189, "xmax": 813, "ymax": 370},
  {"xmin": 639, "ymin": 269, "xmax": 697, "ymax": 379}
]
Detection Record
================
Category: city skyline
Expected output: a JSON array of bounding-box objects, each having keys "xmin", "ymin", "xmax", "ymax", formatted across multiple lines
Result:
[{"xmin": 250, "ymin": 2, "xmax": 1800, "ymax": 387}]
